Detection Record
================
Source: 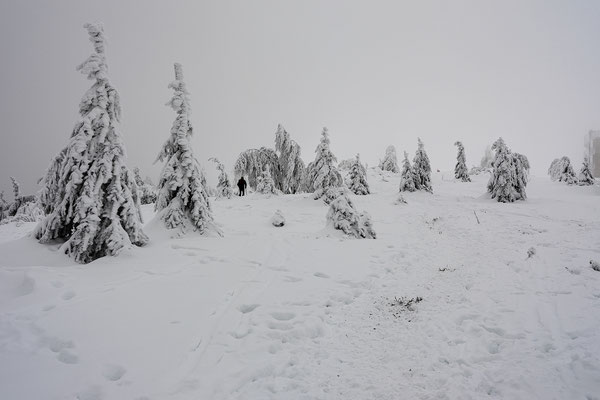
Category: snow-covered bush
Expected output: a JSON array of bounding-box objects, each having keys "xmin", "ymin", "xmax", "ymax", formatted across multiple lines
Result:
[
  {"xmin": 209, "ymin": 158, "xmax": 233, "ymax": 198},
  {"xmin": 379, "ymin": 145, "xmax": 399, "ymax": 173},
  {"xmin": 274, "ymin": 124, "xmax": 305, "ymax": 194},
  {"xmin": 1, "ymin": 200, "xmax": 44, "ymax": 226},
  {"xmin": 413, "ymin": 138, "xmax": 432, "ymax": 192},
  {"xmin": 34, "ymin": 23, "xmax": 148, "ymax": 263},
  {"xmin": 305, "ymin": 127, "xmax": 343, "ymax": 200},
  {"xmin": 326, "ymin": 189, "xmax": 376, "ymax": 239},
  {"xmin": 487, "ymin": 138, "xmax": 528, "ymax": 202},
  {"xmin": 155, "ymin": 63, "xmax": 215, "ymax": 234},
  {"xmin": 394, "ymin": 194, "xmax": 407, "ymax": 205},
  {"xmin": 454, "ymin": 141, "xmax": 471, "ymax": 182},
  {"xmin": 133, "ymin": 167, "xmax": 157, "ymax": 204},
  {"xmin": 399, "ymin": 151, "xmax": 416, "ymax": 192},
  {"xmin": 548, "ymin": 156, "xmax": 577, "ymax": 184},
  {"xmin": 256, "ymin": 166, "xmax": 279, "ymax": 195},
  {"xmin": 271, "ymin": 209, "xmax": 285, "ymax": 227},
  {"xmin": 348, "ymin": 154, "xmax": 369, "ymax": 195},
  {"xmin": 578, "ymin": 157, "xmax": 595, "ymax": 186}
]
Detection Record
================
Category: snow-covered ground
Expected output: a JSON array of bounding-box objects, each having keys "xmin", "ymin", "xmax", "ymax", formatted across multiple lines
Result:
[{"xmin": 1, "ymin": 171, "xmax": 599, "ymax": 400}]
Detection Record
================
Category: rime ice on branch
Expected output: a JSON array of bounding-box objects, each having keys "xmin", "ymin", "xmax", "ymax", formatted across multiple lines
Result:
[
  {"xmin": 155, "ymin": 63, "xmax": 215, "ymax": 234},
  {"xmin": 35, "ymin": 23, "xmax": 148, "ymax": 263}
]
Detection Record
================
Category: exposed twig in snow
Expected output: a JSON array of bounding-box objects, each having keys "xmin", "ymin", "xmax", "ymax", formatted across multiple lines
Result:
[{"xmin": 473, "ymin": 210, "xmax": 480, "ymax": 224}]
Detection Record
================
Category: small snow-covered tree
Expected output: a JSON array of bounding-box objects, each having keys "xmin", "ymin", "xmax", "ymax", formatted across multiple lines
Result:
[
  {"xmin": 399, "ymin": 151, "xmax": 416, "ymax": 192},
  {"xmin": 578, "ymin": 157, "xmax": 595, "ymax": 186},
  {"xmin": 256, "ymin": 165, "xmax": 279, "ymax": 195},
  {"xmin": 548, "ymin": 157, "xmax": 576, "ymax": 184},
  {"xmin": 0, "ymin": 191, "xmax": 7, "ymax": 221},
  {"xmin": 379, "ymin": 145, "xmax": 399, "ymax": 173},
  {"xmin": 306, "ymin": 127, "xmax": 343, "ymax": 200},
  {"xmin": 480, "ymin": 145, "xmax": 493, "ymax": 168},
  {"xmin": 10, "ymin": 177, "xmax": 20, "ymax": 199},
  {"xmin": 274, "ymin": 124, "xmax": 305, "ymax": 193},
  {"xmin": 234, "ymin": 147, "xmax": 278, "ymax": 190},
  {"xmin": 34, "ymin": 23, "xmax": 148, "ymax": 263},
  {"xmin": 454, "ymin": 141, "xmax": 471, "ymax": 182},
  {"xmin": 326, "ymin": 189, "xmax": 376, "ymax": 239},
  {"xmin": 338, "ymin": 158, "xmax": 355, "ymax": 170},
  {"xmin": 348, "ymin": 154, "xmax": 369, "ymax": 195},
  {"xmin": 133, "ymin": 167, "xmax": 157, "ymax": 205},
  {"xmin": 155, "ymin": 63, "xmax": 215, "ymax": 234},
  {"xmin": 487, "ymin": 138, "xmax": 527, "ymax": 202},
  {"xmin": 413, "ymin": 139, "xmax": 432, "ymax": 192},
  {"xmin": 209, "ymin": 157, "xmax": 233, "ymax": 198}
]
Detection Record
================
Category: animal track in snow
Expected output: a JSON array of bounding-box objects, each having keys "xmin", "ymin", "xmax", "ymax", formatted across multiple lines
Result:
[
  {"xmin": 313, "ymin": 272, "xmax": 330, "ymax": 279},
  {"xmin": 271, "ymin": 312, "xmax": 295, "ymax": 321},
  {"xmin": 237, "ymin": 304, "xmax": 260, "ymax": 314},
  {"xmin": 57, "ymin": 349, "xmax": 78, "ymax": 364},
  {"xmin": 62, "ymin": 290, "xmax": 76, "ymax": 300},
  {"xmin": 102, "ymin": 364, "xmax": 126, "ymax": 381}
]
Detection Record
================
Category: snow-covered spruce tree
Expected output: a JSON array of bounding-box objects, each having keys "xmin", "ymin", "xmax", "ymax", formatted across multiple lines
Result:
[
  {"xmin": 154, "ymin": 63, "xmax": 215, "ymax": 234},
  {"xmin": 274, "ymin": 124, "xmax": 305, "ymax": 194},
  {"xmin": 307, "ymin": 127, "xmax": 343, "ymax": 200},
  {"xmin": 209, "ymin": 158, "xmax": 233, "ymax": 198},
  {"xmin": 412, "ymin": 138, "xmax": 432, "ymax": 192},
  {"xmin": 399, "ymin": 151, "xmax": 416, "ymax": 192},
  {"xmin": 133, "ymin": 167, "xmax": 157, "ymax": 205},
  {"xmin": 34, "ymin": 23, "xmax": 148, "ymax": 263},
  {"xmin": 326, "ymin": 189, "xmax": 376, "ymax": 239},
  {"xmin": 454, "ymin": 141, "xmax": 471, "ymax": 182},
  {"xmin": 558, "ymin": 157, "xmax": 577, "ymax": 185},
  {"xmin": 256, "ymin": 165, "xmax": 279, "ymax": 195},
  {"xmin": 480, "ymin": 145, "xmax": 493, "ymax": 168},
  {"xmin": 10, "ymin": 177, "xmax": 20, "ymax": 199},
  {"xmin": 487, "ymin": 138, "xmax": 527, "ymax": 202},
  {"xmin": 348, "ymin": 154, "xmax": 369, "ymax": 195},
  {"xmin": 234, "ymin": 147, "xmax": 278, "ymax": 190},
  {"xmin": 379, "ymin": 145, "xmax": 399, "ymax": 173},
  {"xmin": 0, "ymin": 191, "xmax": 7, "ymax": 222},
  {"xmin": 578, "ymin": 157, "xmax": 595, "ymax": 186},
  {"xmin": 338, "ymin": 158, "xmax": 355, "ymax": 171}
]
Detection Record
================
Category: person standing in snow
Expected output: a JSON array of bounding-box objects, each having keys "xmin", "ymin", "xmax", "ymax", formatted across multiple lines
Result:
[{"xmin": 237, "ymin": 176, "xmax": 247, "ymax": 196}]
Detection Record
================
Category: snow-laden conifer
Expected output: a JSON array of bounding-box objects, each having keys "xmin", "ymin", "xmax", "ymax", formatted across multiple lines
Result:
[
  {"xmin": 256, "ymin": 165, "xmax": 279, "ymax": 195},
  {"xmin": 379, "ymin": 145, "xmax": 399, "ymax": 173},
  {"xmin": 348, "ymin": 154, "xmax": 369, "ymax": 195},
  {"xmin": 155, "ymin": 63, "xmax": 215, "ymax": 234},
  {"xmin": 306, "ymin": 127, "xmax": 343, "ymax": 200},
  {"xmin": 578, "ymin": 157, "xmax": 595, "ymax": 186},
  {"xmin": 209, "ymin": 158, "xmax": 233, "ymax": 198},
  {"xmin": 338, "ymin": 158, "xmax": 355, "ymax": 171},
  {"xmin": 0, "ymin": 191, "xmax": 7, "ymax": 222},
  {"xmin": 454, "ymin": 141, "xmax": 471, "ymax": 182},
  {"xmin": 133, "ymin": 167, "xmax": 157, "ymax": 205},
  {"xmin": 548, "ymin": 156, "xmax": 577, "ymax": 185},
  {"xmin": 399, "ymin": 151, "xmax": 416, "ymax": 192},
  {"xmin": 10, "ymin": 177, "xmax": 20, "ymax": 199},
  {"xmin": 274, "ymin": 124, "xmax": 305, "ymax": 194},
  {"xmin": 413, "ymin": 138, "xmax": 432, "ymax": 192},
  {"xmin": 326, "ymin": 189, "xmax": 376, "ymax": 239},
  {"xmin": 487, "ymin": 138, "xmax": 527, "ymax": 202},
  {"xmin": 234, "ymin": 147, "xmax": 278, "ymax": 190},
  {"xmin": 34, "ymin": 23, "xmax": 148, "ymax": 263}
]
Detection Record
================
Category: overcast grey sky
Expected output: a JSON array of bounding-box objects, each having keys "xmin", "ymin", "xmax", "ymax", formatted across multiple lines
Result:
[{"xmin": 1, "ymin": 0, "xmax": 599, "ymax": 197}]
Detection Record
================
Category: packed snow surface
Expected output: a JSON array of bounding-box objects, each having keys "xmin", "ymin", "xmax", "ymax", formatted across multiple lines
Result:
[{"xmin": 1, "ymin": 171, "xmax": 599, "ymax": 400}]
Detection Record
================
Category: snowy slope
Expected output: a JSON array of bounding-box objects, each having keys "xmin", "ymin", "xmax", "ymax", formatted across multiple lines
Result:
[{"xmin": 1, "ymin": 171, "xmax": 599, "ymax": 400}]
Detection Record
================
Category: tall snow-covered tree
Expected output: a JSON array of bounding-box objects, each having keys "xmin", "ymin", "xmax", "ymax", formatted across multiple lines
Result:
[
  {"xmin": 454, "ymin": 141, "xmax": 471, "ymax": 182},
  {"xmin": 487, "ymin": 138, "xmax": 527, "ymax": 202},
  {"xmin": 306, "ymin": 127, "xmax": 343, "ymax": 200},
  {"xmin": 348, "ymin": 154, "xmax": 369, "ymax": 195},
  {"xmin": 234, "ymin": 147, "xmax": 278, "ymax": 190},
  {"xmin": 155, "ymin": 63, "xmax": 215, "ymax": 234},
  {"xmin": 379, "ymin": 145, "xmax": 399, "ymax": 173},
  {"xmin": 399, "ymin": 151, "xmax": 416, "ymax": 192},
  {"xmin": 413, "ymin": 138, "xmax": 432, "ymax": 192},
  {"xmin": 256, "ymin": 165, "xmax": 279, "ymax": 195},
  {"xmin": 578, "ymin": 157, "xmax": 595, "ymax": 186},
  {"xmin": 274, "ymin": 124, "xmax": 305, "ymax": 193},
  {"xmin": 34, "ymin": 23, "xmax": 148, "ymax": 263},
  {"xmin": 209, "ymin": 158, "xmax": 233, "ymax": 198}
]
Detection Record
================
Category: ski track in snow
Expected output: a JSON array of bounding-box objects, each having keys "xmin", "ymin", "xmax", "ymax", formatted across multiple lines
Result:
[{"xmin": 0, "ymin": 172, "xmax": 599, "ymax": 399}]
